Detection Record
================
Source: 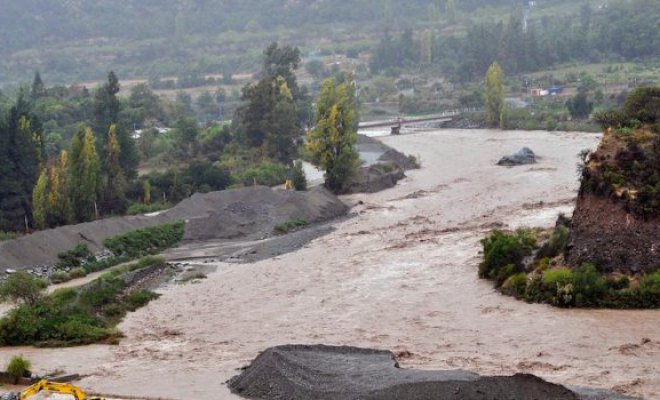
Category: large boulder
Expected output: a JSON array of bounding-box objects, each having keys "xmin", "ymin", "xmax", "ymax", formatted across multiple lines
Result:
[{"xmin": 497, "ymin": 147, "xmax": 537, "ymax": 166}]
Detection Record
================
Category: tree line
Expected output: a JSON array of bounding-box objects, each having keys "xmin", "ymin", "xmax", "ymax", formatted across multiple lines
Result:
[
  {"xmin": 0, "ymin": 42, "xmax": 360, "ymax": 233},
  {"xmin": 371, "ymin": 0, "xmax": 660, "ymax": 82}
]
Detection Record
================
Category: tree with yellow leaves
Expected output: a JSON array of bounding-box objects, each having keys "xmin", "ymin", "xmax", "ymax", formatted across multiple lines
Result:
[{"xmin": 306, "ymin": 78, "xmax": 359, "ymax": 193}]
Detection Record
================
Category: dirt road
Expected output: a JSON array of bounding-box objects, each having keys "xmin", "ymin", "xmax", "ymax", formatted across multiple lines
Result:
[{"xmin": 1, "ymin": 129, "xmax": 658, "ymax": 400}]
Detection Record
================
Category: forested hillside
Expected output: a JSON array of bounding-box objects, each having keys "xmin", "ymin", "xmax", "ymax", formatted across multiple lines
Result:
[{"xmin": 4, "ymin": 0, "xmax": 657, "ymax": 85}]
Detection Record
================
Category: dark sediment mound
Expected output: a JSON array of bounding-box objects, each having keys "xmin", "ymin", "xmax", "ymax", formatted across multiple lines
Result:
[
  {"xmin": 343, "ymin": 135, "xmax": 418, "ymax": 194},
  {"xmin": 497, "ymin": 147, "xmax": 537, "ymax": 166},
  {"xmin": 342, "ymin": 164, "xmax": 406, "ymax": 194},
  {"xmin": 229, "ymin": 345, "xmax": 632, "ymax": 400},
  {"xmin": 0, "ymin": 213, "xmax": 175, "ymax": 270},
  {"xmin": 181, "ymin": 186, "xmax": 348, "ymax": 241},
  {"xmin": 0, "ymin": 186, "xmax": 347, "ymax": 271}
]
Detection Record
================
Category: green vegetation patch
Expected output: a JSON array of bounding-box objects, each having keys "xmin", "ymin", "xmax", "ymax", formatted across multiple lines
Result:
[
  {"xmin": 0, "ymin": 257, "xmax": 164, "ymax": 347},
  {"xmin": 479, "ymin": 229, "xmax": 537, "ymax": 286},
  {"xmin": 103, "ymin": 222, "xmax": 185, "ymax": 258},
  {"xmin": 126, "ymin": 202, "xmax": 172, "ymax": 216},
  {"xmin": 0, "ymin": 232, "xmax": 19, "ymax": 241},
  {"xmin": 479, "ymin": 227, "xmax": 660, "ymax": 309},
  {"xmin": 274, "ymin": 219, "xmax": 308, "ymax": 235}
]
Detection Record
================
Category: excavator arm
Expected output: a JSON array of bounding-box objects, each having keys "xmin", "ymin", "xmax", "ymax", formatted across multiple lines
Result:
[{"xmin": 17, "ymin": 379, "xmax": 103, "ymax": 400}]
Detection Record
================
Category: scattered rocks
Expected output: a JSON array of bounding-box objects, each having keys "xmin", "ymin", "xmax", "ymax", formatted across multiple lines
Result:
[{"xmin": 497, "ymin": 147, "xmax": 537, "ymax": 166}]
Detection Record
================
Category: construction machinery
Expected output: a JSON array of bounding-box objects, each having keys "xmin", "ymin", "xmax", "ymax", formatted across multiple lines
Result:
[{"xmin": 1, "ymin": 379, "xmax": 104, "ymax": 400}]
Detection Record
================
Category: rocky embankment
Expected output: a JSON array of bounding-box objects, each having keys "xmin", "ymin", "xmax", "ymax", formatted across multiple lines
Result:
[
  {"xmin": 566, "ymin": 127, "xmax": 660, "ymax": 274},
  {"xmin": 568, "ymin": 193, "xmax": 660, "ymax": 273},
  {"xmin": 343, "ymin": 134, "xmax": 419, "ymax": 194}
]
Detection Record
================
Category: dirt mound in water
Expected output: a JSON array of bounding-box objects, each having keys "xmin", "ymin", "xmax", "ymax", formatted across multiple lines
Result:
[
  {"xmin": 343, "ymin": 135, "xmax": 418, "ymax": 194},
  {"xmin": 229, "ymin": 345, "xmax": 631, "ymax": 400},
  {"xmin": 0, "ymin": 186, "xmax": 347, "ymax": 270}
]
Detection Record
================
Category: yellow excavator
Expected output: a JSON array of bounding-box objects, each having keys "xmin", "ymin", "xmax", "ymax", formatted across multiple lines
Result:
[{"xmin": 1, "ymin": 379, "xmax": 104, "ymax": 400}]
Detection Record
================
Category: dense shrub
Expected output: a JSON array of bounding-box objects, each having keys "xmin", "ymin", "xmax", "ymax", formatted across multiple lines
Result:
[
  {"xmin": 239, "ymin": 161, "xmax": 288, "ymax": 187},
  {"xmin": 502, "ymin": 273, "xmax": 528, "ymax": 299},
  {"xmin": 56, "ymin": 244, "xmax": 94, "ymax": 270},
  {"xmin": 536, "ymin": 225, "xmax": 569, "ymax": 259},
  {"xmin": 0, "ymin": 272, "xmax": 47, "ymax": 305},
  {"xmin": 479, "ymin": 230, "xmax": 536, "ymax": 280},
  {"xmin": 103, "ymin": 222, "xmax": 184, "ymax": 258},
  {"xmin": 571, "ymin": 263, "xmax": 606, "ymax": 306},
  {"xmin": 6, "ymin": 355, "xmax": 31, "ymax": 381}
]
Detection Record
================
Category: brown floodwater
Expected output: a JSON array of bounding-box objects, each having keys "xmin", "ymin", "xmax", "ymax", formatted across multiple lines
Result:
[{"xmin": 1, "ymin": 129, "xmax": 658, "ymax": 400}]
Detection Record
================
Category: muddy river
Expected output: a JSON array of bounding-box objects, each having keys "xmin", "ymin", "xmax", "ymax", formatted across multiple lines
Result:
[{"xmin": 1, "ymin": 129, "xmax": 658, "ymax": 399}]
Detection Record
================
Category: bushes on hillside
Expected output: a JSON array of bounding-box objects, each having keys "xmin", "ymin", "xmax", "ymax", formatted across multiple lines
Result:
[{"xmin": 103, "ymin": 222, "xmax": 184, "ymax": 258}]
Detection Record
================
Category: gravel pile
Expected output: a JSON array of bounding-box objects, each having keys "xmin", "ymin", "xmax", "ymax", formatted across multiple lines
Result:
[
  {"xmin": 229, "ymin": 345, "xmax": 637, "ymax": 400},
  {"xmin": 0, "ymin": 186, "xmax": 347, "ymax": 271}
]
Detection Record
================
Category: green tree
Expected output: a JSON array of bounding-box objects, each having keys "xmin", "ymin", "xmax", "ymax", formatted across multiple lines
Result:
[
  {"xmin": 69, "ymin": 127, "xmax": 100, "ymax": 222},
  {"xmin": 262, "ymin": 42, "xmax": 302, "ymax": 101},
  {"xmin": 0, "ymin": 94, "xmax": 42, "ymax": 231},
  {"xmin": 30, "ymin": 71, "xmax": 45, "ymax": 100},
  {"xmin": 566, "ymin": 93, "xmax": 594, "ymax": 119},
  {"xmin": 306, "ymin": 78, "xmax": 359, "ymax": 193},
  {"xmin": 93, "ymin": 71, "xmax": 121, "ymax": 136},
  {"xmin": 292, "ymin": 160, "xmax": 307, "ymax": 191},
  {"xmin": 99, "ymin": 125, "xmax": 128, "ymax": 215},
  {"xmin": 128, "ymin": 83, "xmax": 163, "ymax": 124},
  {"xmin": 94, "ymin": 72, "xmax": 139, "ymax": 179},
  {"xmin": 484, "ymin": 62, "xmax": 505, "ymax": 128},
  {"xmin": 48, "ymin": 150, "xmax": 73, "ymax": 226},
  {"xmin": 31, "ymin": 170, "xmax": 49, "ymax": 230}
]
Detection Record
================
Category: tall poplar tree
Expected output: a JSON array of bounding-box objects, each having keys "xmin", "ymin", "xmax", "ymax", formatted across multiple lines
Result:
[
  {"xmin": 99, "ymin": 125, "xmax": 128, "ymax": 215},
  {"xmin": 49, "ymin": 150, "xmax": 73, "ymax": 226},
  {"xmin": 306, "ymin": 78, "xmax": 359, "ymax": 193},
  {"xmin": 69, "ymin": 127, "xmax": 100, "ymax": 223},
  {"xmin": 32, "ymin": 170, "xmax": 49, "ymax": 229},
  {"xmin": 94, "ymin": 71, "xmax": 139, "ymax": 179},
  {"xmin": 484, "ymin": 62, "xmax": 505, "ymax": 128}
]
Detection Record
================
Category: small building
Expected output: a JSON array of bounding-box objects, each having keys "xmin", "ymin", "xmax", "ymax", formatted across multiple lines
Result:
[{"xmin": 529, "ymin": 88, "xmax": 549, "ymax": 97}]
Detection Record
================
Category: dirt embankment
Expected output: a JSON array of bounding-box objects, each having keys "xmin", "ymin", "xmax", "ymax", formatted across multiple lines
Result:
[
  {"xmin": 567, "ymin": 194, "xmax": 660, "ymax": 273},
  {"xmin": 229, "ymin": 345, "xmax": 634, "ymax": 400},
  {"xmin": 566, "ymin": 128, "xmax": 660, "ymax": 274},
  {"xmin": 0, "ymin": 186, "xmax": 348, "ymax": 271}
]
